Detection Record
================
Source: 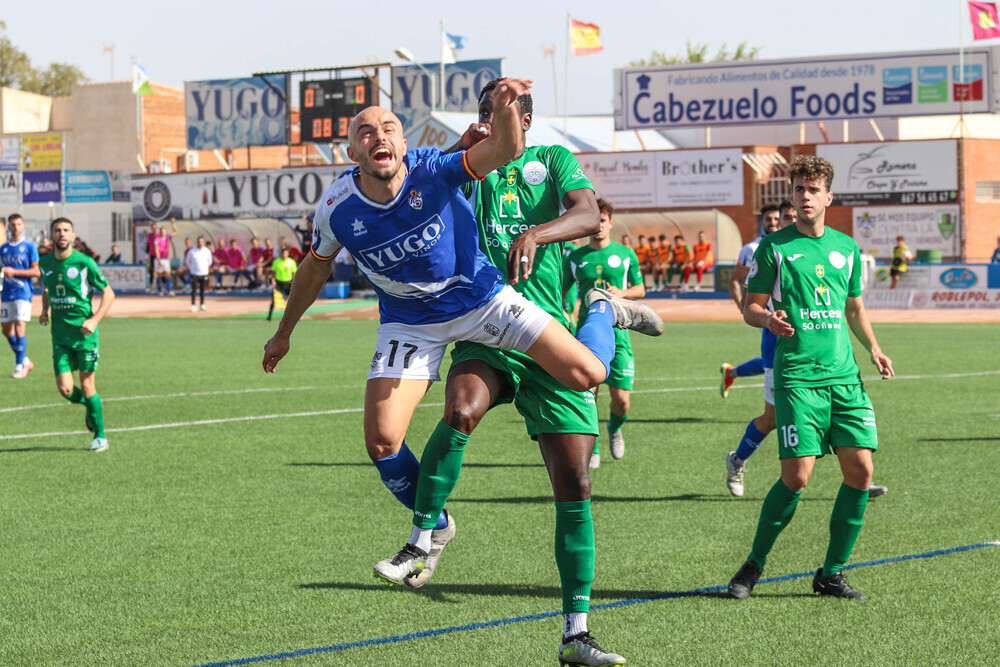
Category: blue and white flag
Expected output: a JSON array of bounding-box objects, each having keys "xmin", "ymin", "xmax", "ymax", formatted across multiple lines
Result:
[{"xmin": 445, "ymin": 33, "xmax": 468, "ymax": 50}]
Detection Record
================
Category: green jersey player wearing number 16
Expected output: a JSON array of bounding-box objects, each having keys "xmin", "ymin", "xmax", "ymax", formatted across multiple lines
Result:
[{"xmin": 727, "ymin": 155, "xmax": 894, "ymax": 601}]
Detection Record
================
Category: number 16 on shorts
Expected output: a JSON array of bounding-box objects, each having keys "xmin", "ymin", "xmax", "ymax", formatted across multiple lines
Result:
[{"xmin": 780, "ymin": 424, "xmax": 799, "ymax": 448}]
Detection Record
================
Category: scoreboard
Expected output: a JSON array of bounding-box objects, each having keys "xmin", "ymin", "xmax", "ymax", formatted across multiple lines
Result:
[{"xmin": 300, "ymin": 77, "xmax": 376, "ymax": 142}]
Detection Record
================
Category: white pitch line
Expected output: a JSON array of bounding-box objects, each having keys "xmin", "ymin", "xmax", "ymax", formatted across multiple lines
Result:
[{"xmin": 3, "ymin": 369, "xmax": 998, "ymax": 442}]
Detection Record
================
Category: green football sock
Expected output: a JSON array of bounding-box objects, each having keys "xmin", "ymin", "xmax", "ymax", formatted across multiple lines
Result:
[
  {"xmin": 65, "ymin": 387, "xmax": 84, "ymax": 404},
  {"xmin": 592, "ymin": 438, "xmax": 599, "ymax": 456},
  {"xmin": 748, "ymin": 479, "xmax": 803, "ymax": 568},
  {"xmin": 83, "ymin": 394, "xmax": 106, "ymax": 438},
  {"xmin": 412, "ymin": 420, "xmax": 469, "ymax": 529},
  {"xmin": 822, "ymin": 483, "xmax": 869, "ymax": 577},
  {"xmin": 608, "ymin": 412, "xmax": 628, "ymax": 433},
  {"xmin": 555, "ymin": 500, "xmax": 594, "ymax": 614}
]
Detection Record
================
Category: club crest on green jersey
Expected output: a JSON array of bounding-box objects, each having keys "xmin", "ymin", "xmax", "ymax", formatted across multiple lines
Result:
[
  {"xmin": 815, "ymin": 264, "xmax": 825, "ymax": 278},
  {"xmin": 506, "ymin": 167, "xmax": 518, "ymax": 186}
]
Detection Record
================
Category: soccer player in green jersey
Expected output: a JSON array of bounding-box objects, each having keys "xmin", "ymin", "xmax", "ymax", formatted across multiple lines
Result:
[
  {"xmin": 564, "ymin": 199, "xmax": 644, "ymax": 465},
  {"xmin": 727, "ymin": 156, "xmax": 894, "ymax": 600},
  {"xmin": 38, "ymin": 218, "xmax": 115, "ymax": 453},
  {"xmin": 378, "ymin": 79, "xmax": 631, "ymax": 666}
]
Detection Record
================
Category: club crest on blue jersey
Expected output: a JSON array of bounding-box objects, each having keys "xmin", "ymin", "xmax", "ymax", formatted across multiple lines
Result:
[{"xmin": 407, "ymin": 189, "xmax": 423, "ymax": 210}]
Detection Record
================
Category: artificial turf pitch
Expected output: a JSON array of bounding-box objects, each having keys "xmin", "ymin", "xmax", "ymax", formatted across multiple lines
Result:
[{"xmin": 1, "ymin": 318, "xmax": 998, "ymax": 665}]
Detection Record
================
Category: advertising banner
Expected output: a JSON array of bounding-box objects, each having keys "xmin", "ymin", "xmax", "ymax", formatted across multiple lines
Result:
[
  {"xmin": 21, "ymin": 133, "xmax": 63, "ymax": 171},
  {"xmin": 865, "ymin": 288, "xmax": 1000, "ymax": 308},
  {"xmin": 392, "ymin": 58, "xmax": 503, "ymax": 132},
  {"xmin": 109, "ymin": 171, "xmax": 131, "ymax": 202},
  {"xmin": 0, "ymin": 170, "xmax": 18, "ymax": 207},
  {"xmin": 852, "ymin": 204, "xmax": 959, "ymax": 257},
  {"xmin": 822, "ymin": 140, "xmax": 958, "ymax": 206},
  {"xmin": 616, "ymin": 48, "xmax": 995, "ymax": 130},
  {"xmin": 0, "ymin": 136, "xmax": 19, "ymax": 170},
  {"xmin": 98, "ymin": 264, "xmax": 148, "ymax": 292},
  {"xmin": 185, "ymin": 76, "xmax": 288, "ymax": 150},
  {"xmin": 131, "ymin": 166, "xmax": 351, "ymax": 222},
  {"xmin": 65, "ymin": 170, "xmax": 112, "ymax": 203},
  {"xmin": 579, "ymin": 148, "xmax": 743, "ymax": 209},
  {"xmin": 23, "ymin": 169, "xmax": 61, "ymax": 203}
]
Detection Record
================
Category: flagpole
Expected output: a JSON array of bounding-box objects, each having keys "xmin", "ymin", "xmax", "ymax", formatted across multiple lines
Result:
[
  {"xmin": 563, "ymin": 13, "xmax": 570, "ymax": 145},
  {"xmin": 440, "ymin": 19, "xmax": 447, "ymax": 113}
]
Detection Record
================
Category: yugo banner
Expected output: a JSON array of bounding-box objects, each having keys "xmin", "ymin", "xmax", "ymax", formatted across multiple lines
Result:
[{"xmin": 185, "ymin": 76, "xmax": 288, "ymax": 150}]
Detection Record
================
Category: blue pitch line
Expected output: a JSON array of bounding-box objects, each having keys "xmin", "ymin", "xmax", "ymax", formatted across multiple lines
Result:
[{"xmin": 194, "ymin": 541, "xmax": 999, "ymax": 667}]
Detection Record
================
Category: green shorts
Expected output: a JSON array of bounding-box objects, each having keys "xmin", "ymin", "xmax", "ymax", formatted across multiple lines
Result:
[
  {"xmin": 774, "ymin": 384, "xmax": 877, "ymax": 459},
  {"xmin": 450, "ymin": 341, "xmax": 599, "ymax": 440},
  {"xmin": 607, "ymin": 329, "xmax": 635, "ymax": 391},
  {"xmin": 52, "ymin": 339, "xmax": 100, "ymax": 374}
]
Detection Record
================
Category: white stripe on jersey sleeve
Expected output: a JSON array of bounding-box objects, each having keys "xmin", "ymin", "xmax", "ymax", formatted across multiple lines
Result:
[
  {"xmin": 312, "ymin": 178, "xmax": 349, "ymax": 259},
  {"xmin": 772, "ymin": 249, "xmax": 783, "ymax": 303}
]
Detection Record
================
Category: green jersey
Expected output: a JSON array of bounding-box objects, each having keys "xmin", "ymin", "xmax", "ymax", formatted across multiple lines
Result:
[
  {"xmin": 564, "ymin": 242, "xmax": 643, "ymax": 321},
  {"xmin": 271, "ymin": 257, "xmax": 298, "ymax": 282},
  {"xmin": 463, "ymin": 144, "xmax": 594, "ymax": 325},
  {"xmin": 747, "ymin": 225, "xmax": 863, "ymax": 389},
  {"xmin": 39, "ymin": 250, "xmax": 109, "ymax": 346}
]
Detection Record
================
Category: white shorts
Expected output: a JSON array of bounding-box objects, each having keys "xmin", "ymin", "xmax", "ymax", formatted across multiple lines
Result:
[
  {"xmin": 764, "ymin": 368, "xmax": 774, "ymax": 406},
  {"xmin": 154, "ymin": 259, "xmax": 172, "ymax": 273},
  {"xmin": 1, "ymin": 300, "xmax": 32, "ymax": 323},
  {"xmin": 367, "ymin": 285, "xmax": 552, "ymax": 381}
]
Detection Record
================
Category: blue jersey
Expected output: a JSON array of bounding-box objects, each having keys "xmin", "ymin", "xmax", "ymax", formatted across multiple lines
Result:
[
  {"xmin": 311, "ymin": 148, "xmax": 504, "ymax": 325},
  {"xmin": 1, "ymin": 239, "xmax": 40, "ymax": 302}
]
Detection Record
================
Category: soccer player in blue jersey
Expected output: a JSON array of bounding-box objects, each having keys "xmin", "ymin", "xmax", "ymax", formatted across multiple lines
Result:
[
  {"xmin": 720, "ymin": 204, "xmax": 783, "ymax": 398},
  {"xmin": 1, "ymin": 214, "xmax": 41, "ymax": 378},
  {"xmin": 260, "ymin": 79, "xmax": 662, "ymax": 597}
]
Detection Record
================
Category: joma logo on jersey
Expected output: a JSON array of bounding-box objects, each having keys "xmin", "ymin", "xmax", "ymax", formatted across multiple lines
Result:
[{"xmin": 359, "ymin": 217, "xmax": 445, "ymax": 271}]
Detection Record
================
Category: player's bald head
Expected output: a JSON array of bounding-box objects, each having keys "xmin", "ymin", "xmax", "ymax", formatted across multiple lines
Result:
[{"xmin": 348, "ymin": 107, "xmax": 401, "ymax": 144}]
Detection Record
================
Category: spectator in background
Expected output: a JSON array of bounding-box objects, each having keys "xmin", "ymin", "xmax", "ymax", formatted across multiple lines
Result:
[
  {"xmin": 248, "ymin": 237, "xmax": 265, "ymax": 289},
  {"xmin": 991, "ymin": 235, "xmax": 1000, "ymax": 263},
  {"xmin": 688, "ymin": 230, "xmax": 714, "ymax": 291},
  {"xmin": 294, "ymin": 215, "xmax": 314, "ymax": 253},
  {"xmin": 333, "ymin": 248, "xmax": 354, "ymax": 283},
  {"xmin": 74, "ymin": 238, "xmax": 100, "ymax": 263},
  {"xmin": 620, "ymin": 233, "xmax": 633, "ymax": 249},
  {"xmin": 227, "ymin": 239, "xmax": 249, "ymax": 289},
  {"xmin": 890, "ymin": 235, "xmax": 912, "ymax": 290},
  {"xmin": 152, "ymin": 225, "xmax": 174, "ymax": 296},
  {"xmin": 175, "ymin": 237, "xmax": 194, "ymax": 290},
  {"xmin": 260, "ymin": 237, "xmax": 276, "ymax": 284},
  {"xmin": 634, "ymin": 234, "xmax": 653, "ymax": 288},
  {"xmin": 652, "ymin": 234, "xmax": 671, "ymax": 290},
  {"xmin": 667, "ymin": 234, "xmax": 692, "ymax": 290},
  {"xmin": 145, "ymin": 222, "xmax": 159, "ymax": 292},
  {"xmin": 268, "ymin": 245, "xmax": 298, "ymax": 321},
  {"xmin": 37, "ymin": 237, "xmax": 53, "ymax": 256},
  {"xmin": 186, "ymin": 236, "xmax": 213, "ymax": 312},
  {"xmin": 106, "ymin": 245, "xmax": 124, "ymax": 263},
  {"xmin": 213, "ymin": 237, "xmax": 230, "ymax": 289},
  {"xmin": 282, "ymin": 236, "xmax": 304, "ymax": 264}
]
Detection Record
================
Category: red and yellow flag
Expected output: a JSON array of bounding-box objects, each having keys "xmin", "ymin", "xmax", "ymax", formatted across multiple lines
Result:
[
  {"xmin": 570, "ymin": 19, "xmax": 603, "ymax": 56},
  {"xmin": 969, "ymin": 1, "xmax": 1000, "ymax": 40}
]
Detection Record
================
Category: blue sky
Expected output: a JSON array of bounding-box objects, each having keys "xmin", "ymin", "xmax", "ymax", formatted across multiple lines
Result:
[{"xmin": 2, "ymin": 0, "xmax": 984, "ymax": 116}]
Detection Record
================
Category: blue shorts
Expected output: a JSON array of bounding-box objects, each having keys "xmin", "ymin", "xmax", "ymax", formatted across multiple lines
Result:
[{"xmin": 760, "ymin": 329, "xmax": 777, "ymax": 370}]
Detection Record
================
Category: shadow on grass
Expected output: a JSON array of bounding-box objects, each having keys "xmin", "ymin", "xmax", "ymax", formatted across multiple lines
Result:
[
  {"xmin": 0, "ymin": 446, "xmax": 83, "ymax": 453},
  {"xmin": 455, "ymin": 493, "xmax": 835, "ymax": 504},
  {"xmin": 916, "ymin": 437, "xmax": 1000, "ymax": 442},
  {"xmin": 300, "ymin": 581, "xmax": 671, "ymax": 601},
  {"xmin": 288, "ymin": 462, "xmax": 544, "ymax": 468},
  {"xmin": 625, "ymin": 417, "xmax": 746, "ymax": 425}
]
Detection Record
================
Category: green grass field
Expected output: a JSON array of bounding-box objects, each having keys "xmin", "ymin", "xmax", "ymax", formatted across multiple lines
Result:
[{"xmin": 1, "ymin": 316, "xmax": 998, "ymax": 666}]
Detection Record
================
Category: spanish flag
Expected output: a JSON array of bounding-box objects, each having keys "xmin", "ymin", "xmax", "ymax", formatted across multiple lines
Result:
[
  {"xmin": 570, "ymin": 18, "xmax": 603, "ymax": 56},
  {"xmin": 969, "ymin": 1, "xmax": 1000, "ymax": 40}
]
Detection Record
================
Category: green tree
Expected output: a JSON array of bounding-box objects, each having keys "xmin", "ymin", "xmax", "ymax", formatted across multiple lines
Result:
[
  {"xmin": 0, "ymin": 21, "xmax": 88, "ymax": 96},
  {"xmin": 630, "ymin": 40, "xmax": 761, "ymax": 67}
]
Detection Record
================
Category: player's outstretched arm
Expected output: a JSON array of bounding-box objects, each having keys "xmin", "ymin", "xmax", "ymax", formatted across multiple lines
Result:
[
  {"xmin": 507, "ymin": 188, "xmax": 600, "ymax": 283},
  {"xmin": 744, "ymin": 292, "xmax": 794, "ymax": 336},
  {"xmin": 464, "ymin": 78, "xmax": 532, "ymax": 179},
  {"xmin": 729, "ymin": 265, "xmax": 749, "ymax": 313},
  {"xmin": 846, "ymin": 295, "xmax": 894, "ymax": 378},
  {"xmin": 262, "ymin": 252, "xmax": 332, "ymax": 373},
  {"xmin": 82, "ymin": 285, "xmax": 115, "ymax": 337}
]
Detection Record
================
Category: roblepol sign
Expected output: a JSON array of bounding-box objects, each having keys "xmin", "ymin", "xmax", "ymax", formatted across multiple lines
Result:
[{"xmin": 615, "ymin": 47, "xmax": 997, "ymax": 130}]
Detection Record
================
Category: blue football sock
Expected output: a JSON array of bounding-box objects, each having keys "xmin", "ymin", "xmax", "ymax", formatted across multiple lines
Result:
[
  {"xmin": 372, "ymin": 443, "xmax": 447, "ymax": 530},
  {"xmin": 575, "ymin": 302, "xmax": 615, "ymax": 380},
  {"xmin": 7, "ymin": 335, "xmax": 16, "ymax": 356},
  {"xmin": 14, "ymin": 336, "xmax": 26, "ymax": 365},
  {"xmin": 735, "ymin": 419, "xmax": 768, "ymax": 461},
  {"xmin": 156, "ymin": 277, "xmax": 163, "ymax": 292},
  {"xmin": 165, "ymin": 277, "xmax": 173, "ymax": 292},
  {"xmin": 736, "ymin": 357, "xmax": 764, "ymax": 377}
]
